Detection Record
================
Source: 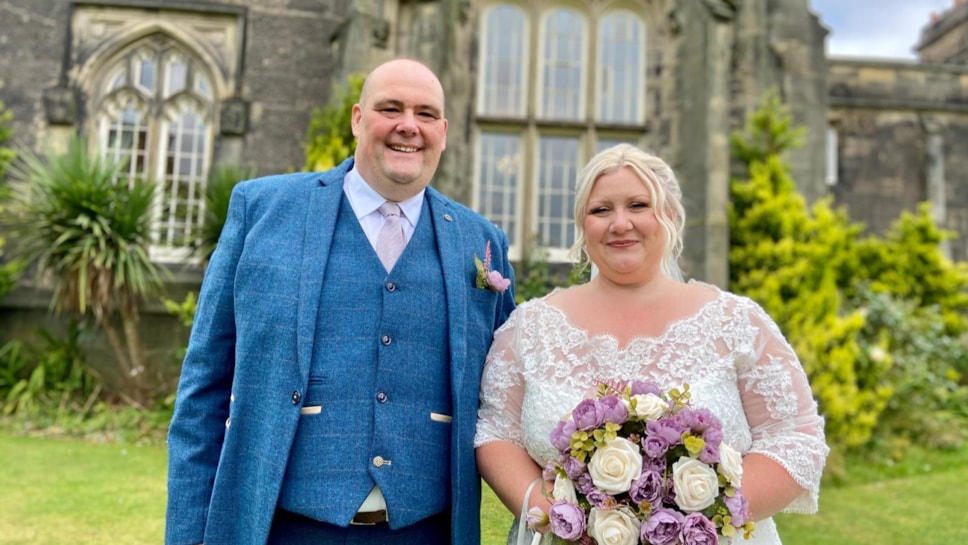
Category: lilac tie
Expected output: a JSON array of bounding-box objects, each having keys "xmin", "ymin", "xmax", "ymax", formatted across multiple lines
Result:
[{"xmin": 375, "ymin": 201, "xmax": 406, "ymax": 271}]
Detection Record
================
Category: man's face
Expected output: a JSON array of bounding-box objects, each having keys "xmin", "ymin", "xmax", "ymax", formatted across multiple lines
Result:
[{"xmin": 351, "ymin": 60, "xmax": 449, "ymax": 201}]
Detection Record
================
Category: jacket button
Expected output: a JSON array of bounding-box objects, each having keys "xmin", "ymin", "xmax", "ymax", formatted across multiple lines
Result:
[
  {"xmin": 385, "ymin": 282, "xmax": 396, "ymax": 292},
  {"xmin": 376, "ymin": 391, "xmax": 388, "ymax": 403},
  {"xmin": 381, "ymin": 335, "xmax": 391, "ymax": 345},
  {"xmin": 291, "ymin": 391, "xmax": 301, "ymax": 404}
]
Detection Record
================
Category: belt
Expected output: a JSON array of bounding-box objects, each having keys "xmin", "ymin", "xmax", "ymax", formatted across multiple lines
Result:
[{"xmin": 350, "ymin": 509, "xmax": 388, "ymax": 526}]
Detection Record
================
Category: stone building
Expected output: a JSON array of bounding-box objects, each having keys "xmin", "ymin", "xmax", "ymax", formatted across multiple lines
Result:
[{"xmin": 0, "ymin": 0, "xmax": 965, "ymax": 379}]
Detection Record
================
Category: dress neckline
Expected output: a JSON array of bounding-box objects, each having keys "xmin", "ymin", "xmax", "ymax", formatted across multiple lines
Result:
[{"xmin": 534, "ymin": 280, "xmax": 725, "ymax": 352}]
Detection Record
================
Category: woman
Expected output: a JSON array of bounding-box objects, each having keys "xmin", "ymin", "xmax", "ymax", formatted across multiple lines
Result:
[{"xmin": 475, "ymin": 144, "xmax": 828, "ymax": 544}]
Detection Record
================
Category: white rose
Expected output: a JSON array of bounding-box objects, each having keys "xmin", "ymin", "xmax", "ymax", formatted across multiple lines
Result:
[
  {"xmin": 588, "ymin": 507, "xmax": 641, "ymax": 545},
  {"xmin": 630, "ymin": 393, "xmax": 668, "ymax": 420},
  {"xmin": 717, "ymin": 442, "xmax": 744, "ymax": 487},
  {"xmin": 672, "ymin": 456, "xmax": 719, "ymax": 512},
  {"xmin": 553, "ymin": 474, "xmax": 579, "ymax": 504},
  {"xmin": 588, "ymin": 437, "xmax": 643, "ymax": 495}
]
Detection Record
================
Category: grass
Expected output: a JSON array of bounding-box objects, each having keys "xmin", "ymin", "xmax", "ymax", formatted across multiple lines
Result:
[
  {"xmin": 0, "ymin": 434, "xmax": 167, "ymax": 544},
  {"xmin": 1, "ymin": 432, "xmax": 966, "ymax": 545}
]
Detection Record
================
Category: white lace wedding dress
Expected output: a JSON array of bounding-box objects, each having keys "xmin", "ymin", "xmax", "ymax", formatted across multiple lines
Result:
[{"xmin": 475, "ymin": 282, "xmax": 829, "ymax": 545}]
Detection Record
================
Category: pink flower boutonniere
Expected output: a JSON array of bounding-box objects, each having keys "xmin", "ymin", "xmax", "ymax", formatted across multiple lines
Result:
[{"xmin": 474, "ymin": 240, "xmax": 511, "ymax": 293}]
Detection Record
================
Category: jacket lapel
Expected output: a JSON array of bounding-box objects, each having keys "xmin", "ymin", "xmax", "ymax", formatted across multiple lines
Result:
[
  {"xmin": 295, "ymin": 161, "xmax": 352, "ymax": 378},
  {"xmin": 426, "ymin": 189, "xmax": 469, "ymax": 393}
]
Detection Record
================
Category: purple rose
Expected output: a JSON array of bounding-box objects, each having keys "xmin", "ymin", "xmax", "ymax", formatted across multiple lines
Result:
[
  {"xmin": 641, "ymin": 507, "xmax": 685, "ymax": 545},
  {"xmin": 572, "ymin": 399, "xmax": 605, "ymax": 430},
  {"xmin": 680, "ymin": 513, "xmax": 718, "ymax": 545},
  {"xmin": 549, "ymin": 500, "xmax": 587, "ymax": 540},
  {"xmin": 576, "ymin": 473, "xmax": 596, "ymax": 495},
  {"xmin": 698, "ymin": 442, "xmax": 720, "ymax": 465},
  {"xmin": 598, "ymin": 395, "xmax": 629, "ymax": 424},
  {"xmin": 642, "ymin": 454, "xmax": 668, "ymax": 474},
  {"xmin": 647, "ymin": 418, "xmax": 687, "ymax": 446},
  {"xmin": 676, "ymin": 407, "xmax": 720, "ymax": 434},
  {"xmin": 643, "ymin": 435, "xmax": 670, "ymax": 459},
  {"xmin": 575, "ymin": 475, "xmax": 611, "ymax": 508},
  {"xmin": 551, "ymin": 419, "xmax": 577, "ymax": 452},
  {"xmin": 629, "ymin": 470, "xmax": 663, "ymax": 504},
  {"xmin": 724, "ymin": 490, "xmax": 751, "ymax": 527},
  {"xmin": 630, "ymin": 380, "xmax": 662, "ymax": 396},
  {"xmin": 563, "ymin": 456, "xmax": 587, "ymax": 480}
]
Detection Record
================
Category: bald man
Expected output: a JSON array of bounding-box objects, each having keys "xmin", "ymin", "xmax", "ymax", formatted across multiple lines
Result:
[{"xmin": 166, "ymin": 58, "xmax": 515, "ymax": 545}]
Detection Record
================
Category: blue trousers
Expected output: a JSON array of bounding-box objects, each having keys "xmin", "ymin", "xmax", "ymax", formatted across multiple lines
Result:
[{"xmin": 267, "ymin": 510, "xmax": 449, "ymax": 545}]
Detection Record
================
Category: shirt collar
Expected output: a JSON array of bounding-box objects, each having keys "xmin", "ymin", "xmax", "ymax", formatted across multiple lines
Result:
[{"xmin": 344, "ymin": 167, "xmax": 425, "ymax": 222}]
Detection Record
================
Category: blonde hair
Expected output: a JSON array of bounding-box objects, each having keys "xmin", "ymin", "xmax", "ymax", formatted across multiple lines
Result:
[{"xmin": 569, "ymin": 143, "xmax": 685, "ymax": 280}]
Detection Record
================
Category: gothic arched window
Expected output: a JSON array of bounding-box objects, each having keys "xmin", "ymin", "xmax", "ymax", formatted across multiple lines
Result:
[{"xmin": 94, "ymin": 35, "xmax": 215, "ymax": 263}]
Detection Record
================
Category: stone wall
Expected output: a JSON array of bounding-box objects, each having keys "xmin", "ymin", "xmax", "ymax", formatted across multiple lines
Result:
[
  {"xmin": 828, "ymin": 59, "xmax": 968, "ymax": 261},
  {"xmin": 917, "ymin": 1, "xmax": 968, "ymax": 65}
]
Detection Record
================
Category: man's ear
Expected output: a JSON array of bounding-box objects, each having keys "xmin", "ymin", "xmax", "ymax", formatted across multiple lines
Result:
[{"xmin": 351, "ymin": 104, "xmax": 362, "ymax": 137}]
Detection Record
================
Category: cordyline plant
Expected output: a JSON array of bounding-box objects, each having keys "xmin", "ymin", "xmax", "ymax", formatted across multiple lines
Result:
[{"xmin": 6, "ymin": 136, "xmax": 168, "ymax": 407}]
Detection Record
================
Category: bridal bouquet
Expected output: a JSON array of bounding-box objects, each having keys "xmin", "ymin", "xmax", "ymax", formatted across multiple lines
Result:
[{"xmin": 529, "ymin": 381, "xmax": 755, "ymax": 545}]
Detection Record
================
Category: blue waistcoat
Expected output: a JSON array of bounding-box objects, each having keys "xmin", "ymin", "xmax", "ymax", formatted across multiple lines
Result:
[{"xmin": 277, "ymin": 195, "xmax": 451, "ymax": 529}]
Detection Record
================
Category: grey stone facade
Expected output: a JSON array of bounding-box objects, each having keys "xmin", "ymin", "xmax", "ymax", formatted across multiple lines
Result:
[{"xmin": 0, "ymin": 0, "xmax": 966, "ymax": 381}]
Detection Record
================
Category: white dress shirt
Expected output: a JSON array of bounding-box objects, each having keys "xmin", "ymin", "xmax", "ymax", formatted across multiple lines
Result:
[{"xmin": 343, "ymin": 168, "xmax": 423, "ymax": 250}]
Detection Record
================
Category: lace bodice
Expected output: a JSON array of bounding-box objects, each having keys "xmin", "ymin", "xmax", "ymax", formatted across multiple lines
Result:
[{"xmin": 475, "ymin": 282, "xmax": 829, "ymax": 544}]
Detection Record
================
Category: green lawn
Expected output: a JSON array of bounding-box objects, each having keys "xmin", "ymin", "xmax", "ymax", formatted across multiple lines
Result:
[{"xmin": 1, "ymin": 432, "xmax": 966, "ymax": 545}]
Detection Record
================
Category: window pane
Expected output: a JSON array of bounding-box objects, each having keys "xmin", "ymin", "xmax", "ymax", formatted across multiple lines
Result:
[
  {"xmin": 137, "ymin": 57, "xmax": 156, "ymax": 93},
  {"xmin": 597, "ymin": 138, "xmax": 638, "ymax": 153},
  {"xmin": 536, "ymin": 136, "xmax": 579, "ymax": 249},
  {"xmin": 597, "ymin": 12, "xmax": 644, "ymax": 123},
  {"xmin": 158, "ymin": 105, "xmax": 210, "ymax": 250},
  {"xmin": 476, "ymin": 132, "xmax": 521, "ymax": 246},
  {"xmin": 165, "ymin": 55, "xmax": 187, "ymax": 97},
  {"xmin": 101, "ymin": 100, "xmax": 150, "ymax": 184},
  {"xmin": 195, "ymin": 73, "xmax": 213, "ymax": 100},
  {"xmin": 479, "ymin": 4, "xmax": 527, "ymax": 117},
  {"xmin": 540, "ymin": 9, "xmax": 584, "ymax": 120}
]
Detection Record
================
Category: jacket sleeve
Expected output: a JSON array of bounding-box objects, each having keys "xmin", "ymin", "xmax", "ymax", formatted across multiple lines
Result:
[{"xmin": 165, "ymin": 183, "xmax": 248, "ymax": 545}]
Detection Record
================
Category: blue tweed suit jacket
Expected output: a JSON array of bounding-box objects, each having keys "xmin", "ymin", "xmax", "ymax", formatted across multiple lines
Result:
[{"xmin": 165, "ymin": 158, "xmax": 516, "ymax": 545}]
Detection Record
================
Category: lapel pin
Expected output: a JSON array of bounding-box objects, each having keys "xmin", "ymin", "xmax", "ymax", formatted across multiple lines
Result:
[{"xmin": 443, "ymin": 214, "xmax": 453, "ymax": 222}]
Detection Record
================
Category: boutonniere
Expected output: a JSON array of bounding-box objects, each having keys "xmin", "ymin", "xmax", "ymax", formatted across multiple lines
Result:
[{"xmin": 474, "ymin": 240, "xmax": 511, "ymax": 293}]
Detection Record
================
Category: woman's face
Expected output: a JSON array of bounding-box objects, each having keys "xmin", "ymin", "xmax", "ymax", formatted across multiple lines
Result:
[{"xmin": 582, "ymin": 167, "xmax": 666, "ymax": 284}]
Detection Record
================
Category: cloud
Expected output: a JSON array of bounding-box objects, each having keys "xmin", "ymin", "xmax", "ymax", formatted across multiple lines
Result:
[{"xmin": 810, "ymin": 0, "xmax": 955, "ymax": 59}]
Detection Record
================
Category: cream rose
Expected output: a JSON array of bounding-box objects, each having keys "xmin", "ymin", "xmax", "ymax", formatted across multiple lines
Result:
[
  {"xmin": 553, "ymin": 474, "xmax": 579, "ymax": 504},
  {"xmin": 672, "ymin": 457, "xmax": 719, "ymax": 512},
  {"xmin": 630, "ymin": 393, "xmax": 667, "ymax": 420},
  {"xmin": 717, "ymin": 442, "xmax": 743, "ymax": 487},
  {"xmin": 588, "ymin": 437, "xmax": 643, "ymax": 495},
  {"xmin": 588, "ymin": 507, "xmax": 641, "ymax": 545}
]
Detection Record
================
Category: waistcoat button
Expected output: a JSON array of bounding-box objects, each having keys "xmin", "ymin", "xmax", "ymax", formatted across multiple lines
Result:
[
  {"xmin": 376, "ymin": 391, "xmax": 388, "ymax": 403},
  {"xmin": 291, "ymin": 391, "xmax": 301, "ymax": 404},
  {"xmin": 386, "ymin": 282, "xmax": 396, "ymax": 292},
  {"xmin": 381, "ymin": 335, "xmax": 391, "ymax": 345}
]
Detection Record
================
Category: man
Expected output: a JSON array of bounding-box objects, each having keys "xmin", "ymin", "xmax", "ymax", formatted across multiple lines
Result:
[{"xmin": 165, "ymin": 58, "xmax": 515, "ymax": 545}]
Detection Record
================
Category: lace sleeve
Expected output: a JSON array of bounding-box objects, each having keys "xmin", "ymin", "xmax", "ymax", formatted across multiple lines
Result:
[
  {"xmin": 736, "ymin": 299, "xmax": 830, "ymax": 514},
  {"xmin": 475, "ymin": 304, "xmax": 528, "ymax": 448}
]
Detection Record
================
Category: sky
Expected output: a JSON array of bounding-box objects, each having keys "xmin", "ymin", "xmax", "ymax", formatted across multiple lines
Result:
[{"xmin": 809, "ymin": 0, "xmax": 957, "ymax": 60}]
